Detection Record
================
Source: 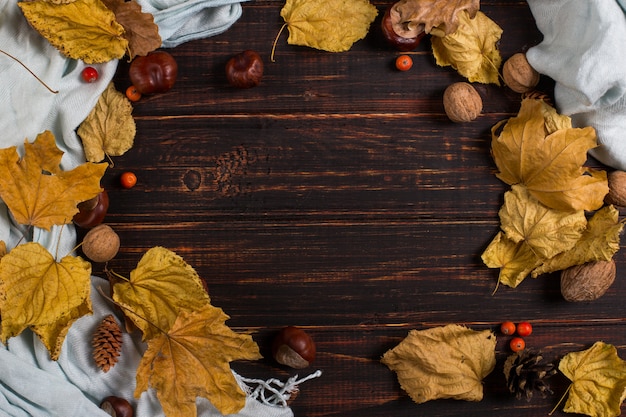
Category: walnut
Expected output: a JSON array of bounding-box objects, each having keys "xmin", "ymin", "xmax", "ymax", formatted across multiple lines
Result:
[
  {"xmin": 560, "ymin": 260, "xmax": 616, "ymax": 302},
  {"xmin": 443, "ymin": 82, "xmax": 482, "ymax": 123},
  {"xmin": 503, "ymin": 53, "xmax": 540, "ymax": 93},
  {"xmin": 605, "ymin": 170, "xmax": 626, "ymax": 206},
  {"xmin": 82, "ymin": 224, "xmax": 120, "ymax": 263}
]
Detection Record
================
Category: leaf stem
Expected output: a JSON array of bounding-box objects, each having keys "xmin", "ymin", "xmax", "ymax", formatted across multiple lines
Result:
[
  {"xmin": 270, "ymin": 23, "xmax": 288, "ymax": 63},
  {"xmin": 548, "ymin": 383, "xmax": 571, "ymax": 415},
  {"xmin": 1, "ymin": 48, "xmax": 59, "ymax": 94}
]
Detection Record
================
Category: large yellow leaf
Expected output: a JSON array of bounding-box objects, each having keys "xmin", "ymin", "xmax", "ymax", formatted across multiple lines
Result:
[
  {"xmin": 0, "ymin": 131, "xmax": 107, "ymax": 230},
  {"xmin": 77, "ymin": 82, "xmax": 136, "ymax": 163},
  {"xmin": 135, "ymin": 305, "xmax": 262, "ymax": 417},
  {"xmin": 381, "ymin": 324, "xmax": 496, "ymax": 404},
  {"xmin": 499, "ymin": 185, "xmax": 587, "ymax": 260},
  {"xmin": 559, "ymin": 342, "xmax": 626, "ymax": 417},
  {"xmin": 491, "ymin": 98, "xmax": 608, "ymax": 212},
  {"xmin": 112, "ymin": 247, "xmax": 210, "ymax": 341},
  {"xmin": 431, "ymin": 11, "xmax": 502, "ymax": 85},
  {"xmin": 0, "ymin": 242, "xmax": 92, "ymax": 358},
  {"xmin": 279, "ymin": 0, "xmax": 378, "ymax": 53},
  {"xmin": 532, "ymin": 205, "xmax": 624, "ymax": 277},
  {"xmin": 481, "ymin": 232, "xmax": 542, "ymax": 288},
  {"xmin": 18, "ymin": 0, "xmax": 128, "ymax": 64}
]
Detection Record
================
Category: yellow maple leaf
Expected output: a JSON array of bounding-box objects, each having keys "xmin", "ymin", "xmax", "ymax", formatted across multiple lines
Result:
[
  {"xmin": 381, "ymin": 324, "xmax": 496, "ymax": 404},
  {"xmin": 278, "ymin": 0, "xmax": 378, "ymax": 53},
  {"xmin": 431, "ymin": 11, "xmax": 502, "ymax": 85},
  {"xmin": 491, "ymin": 98, "xmax": 608, "ymax": 212},
  {"xmin": 112, "ymin": 246, "xmax": 210, "ymax": 341},
  {"xmin": 0, "ymin": 242, "xmax": 92, "ymax": 359},
  {"xmin": 481, "ymin": 231, "xmax": 542, "ymax": 288},
  {"xmin": 77, "ymin": 82, "xmax": 136, "ymax": 163},
  {"xmin": 558, "ymin": 342, "xmax": 626, "ymax": 417},
  {"xmin": 499, "ymin": 185, "xmax": 587, "ymax": 260},
  {"xmin": 0, "ymin": 131, "xmax": 107, "ymax": 230},
  {"xmin": 532, "ymin": 205, "xmax": 624, "ymax": 277},
  {"xmin": 135, "ymin": 305, "xmax": 262, "ymax": 417},
  {"xmin": 18, "ymin": 0, "xmax": 128, "ymax": 64}
]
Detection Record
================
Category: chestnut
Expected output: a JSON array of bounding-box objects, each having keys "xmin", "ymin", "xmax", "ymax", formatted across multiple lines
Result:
[
  {"xmin": 380, "ymin": 6, "xmax": 425, "ymax": 51},
  {"xmin": 129, "ymin": 51, "xmax": 178, "ymax": 95},
  {"xmin": 73, "ymin": 189, "xmax": 109, "ymax": 228},
  {"xmin": 272, "ymin": 326, "xmax": 315, "ymax": 369},
  {"xmin": 225, "ymin": 50, "xmax": 263, "ymax": 89},
  {"xmin": 100, "ymin": 396, "xmax": 134, "ymax": 417}
]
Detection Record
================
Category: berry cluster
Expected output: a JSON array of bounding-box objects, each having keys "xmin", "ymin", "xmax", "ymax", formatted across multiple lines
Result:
[{"xmin": 500, "ymin": 321, "xmax": 533, "ymax": 352}]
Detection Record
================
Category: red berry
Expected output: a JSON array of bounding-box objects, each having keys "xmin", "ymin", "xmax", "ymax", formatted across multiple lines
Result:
[
  {"xmin": 82, "ymin": 66, "xmax": 99, "ymax": 83},
  {"xmin": 500, "ymin": 321, "xmax": 516, "ymax": 336},
  {"xmin": 510, "ymin": 337, "xmax": 525, "ymax": 352},
  {"xmin": 120, "ymin": 172, "xmax": 137, "ymax": 189},
  {"xmin": 517, "ymin": 321, "xmax": 532, "ymax": 337},
  {"xmin": 395, "ymin": 55, "xmax": 413, "ymax": 71}
]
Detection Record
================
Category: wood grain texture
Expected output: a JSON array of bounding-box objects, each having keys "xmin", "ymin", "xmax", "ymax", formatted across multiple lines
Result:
[{"xmin": 102, "ymin": 1, "xmax": 626, "ymax": 416}]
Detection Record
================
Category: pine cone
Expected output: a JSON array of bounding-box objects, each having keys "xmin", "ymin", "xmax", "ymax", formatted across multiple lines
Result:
[
  {"xmin": 503, "ymin": 349, "xmax": 556, "ymax": 401},
  {"xmin": 92, "ymin": 314, "xmax": 123, "ymax": 373}
]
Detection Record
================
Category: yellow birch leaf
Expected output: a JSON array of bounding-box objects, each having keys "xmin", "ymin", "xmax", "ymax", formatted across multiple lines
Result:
[
  {"xmin": 532, "ymin": 205, "xmax": 624, "ymax": 277},
  {"xmin": 491, "ymin": 98, "xmax": 608, "ymax": 212},
  {"xmin": 77, "ymin": 82, "xmax": 136, "ymax": 163},
  {"xmin": 0, "ymin": 242, "xmax": 92, "ymax": 358},
  {"xmin": 481, "ymin": 231, "xmax": 542, "ymax": 288},
  {"xmin": 135, "ymin": 305, "xmax": 262, "ymax": 417},
  {"xmin": 18, "ymin": 0, "xmax": 128, "ymax": 64},
  {"xmin": 559, "ymin": 342, "xmax": 626, "ymax": 417},
  {"xmin": 381, "ymin": 324, "xmax": 496, "ymax": 404},
  {"xmin": 431, "ymin": 11, "xmax": 502, "ymax": 85},
  {"xmin": 279, "ymin": 0, "xmax": 378, "ymax": 53},
  {"xmin": 112, "ymin": 246, "xmax": 210, "ymax": 341},
  {"xmin": 0, "ymin": 131, "xmax": 107, "ymax": 230},
  {"xmin": 499, "ymin": 185, "xmax": 587, "ymax": 260}
]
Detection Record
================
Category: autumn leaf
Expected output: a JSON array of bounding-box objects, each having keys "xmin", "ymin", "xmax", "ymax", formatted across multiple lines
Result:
[
  {"xmin": 390, "ymin": 0, "xmax": 479, "ymax": 38},
  {"xmin": 77, "ymin": 82, "xmax": 136, "ymax": 163},
  {"xmin": 0, "ymin": 242, "xmax": 92, "ymax": 359},
  {"xmin": 499, "ymin": 185, "xmax": 587, "ymax": 260},
  {"xmin": 112, "ymin": 247, "xmax": 210, "ymax": 341},
  {"xmin": 532, "ymin": 205, "xmax": 624, "ymax": 277},
  {"xmin": 135, "ymin": 305, "xmax": 262, "ymax": 417},
  {"xmin": 0, "ymin": 131, "xmax": 107, "ymax": 230},
  {"xmin": 381, "ymin": 324, "xmax": 496, "ymax": 404},
  {"xmin": 18, "ymin": 0, "xmax": 128, "ymax": 64},
  {"xmin": 101, "ymin": 0, "xmax": 161, "ymax": 59},
  {"xmin": 491, "ymin": 98, "xmax": 608, "ymax": 212},
  {"xmin": 558, "ymin": 342, "xmax": 626, "ymax": 417},
  {"xmin": 431, "ymin": 11, "xmax": 503, "ymax": 85},
  {"xmin": 481, "ymin": 232, "xmax": 542, "ymax": 288},
  {"xmin": 0, "ymin": 241, "xmax": 5, "ymax": 258},
  {"xmin": 277, "ymin": 0, "xmax": 378, "ymax": 54}
]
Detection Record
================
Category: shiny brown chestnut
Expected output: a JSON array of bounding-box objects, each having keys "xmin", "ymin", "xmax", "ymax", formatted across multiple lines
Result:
[
  {"xmin": 381, "ymin": 6, "xmax": 425, "ymax": 51},
  {"xmin": 100, "ymin": 396, "xmax": 134, "ymax": 417},
  {"xmin": 272, "ymin": 326, "xmax": 316, "ymax": 369},
  {"xmin": 129, "ymin": 51, "xmax": 178, "ymax": 95},
  {"xmin": 73, "ymin": 189, "xmax": 109, "ymax": 228},
  {"xmin": 225, "ymin": 50, "xmax": 263, "ymax": 89}
]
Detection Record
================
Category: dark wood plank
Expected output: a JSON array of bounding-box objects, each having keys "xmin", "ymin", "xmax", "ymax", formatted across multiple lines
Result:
[{"xmin": 102, "ymin": 1, "xmax": 626, "ymax": 416}]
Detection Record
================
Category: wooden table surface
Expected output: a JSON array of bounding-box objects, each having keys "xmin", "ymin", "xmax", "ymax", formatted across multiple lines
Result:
[{"xmin": 102, "ymin": 1, "xmax": 626, "ymax": 416}]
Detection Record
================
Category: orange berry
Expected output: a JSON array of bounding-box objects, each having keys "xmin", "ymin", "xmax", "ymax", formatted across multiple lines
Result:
[
  {"xmin": 125, "ymin": 85, "xmax": 142, "ymax": 102},
  {"xmin": 510, "ymin": 337, "xmax": 525, "ymax": 352},
  {"xmin": 395, "ymin": 54, "xmax": 413, "ymax": 71},
  {"xmin": 120, "ymin": 171, "xmax": 137, "ymax": 189},
  {"xmin": 517, "ymin": 321, "xmax": 532, "ymax": 337},
  {"xmin": 500, "ymin": 321, "xmax": 516, "ymax": 336}
]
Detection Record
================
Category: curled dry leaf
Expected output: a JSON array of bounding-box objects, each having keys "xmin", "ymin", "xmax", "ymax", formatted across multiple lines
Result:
[
  {"xmin": 0, "ymin": 131, "xmax": 107, "ymax": 230},
  {"xmin": 381, "ymin": 324, "xmax": 496, "ymax": 404},
  {"xmin": 431, "ymin": 11, "xmax": 503, "ymax": 85},
  {"xmin": 18, "ymin": 0, "xmax": 128, "ymax": 64},
  {"xmin": 389, "ymin": 0, "xmax": 479, "ymax": 38},
  {"xmin": 101, "ymin": 0, "xmax": 161, "ymax": 59},
  {"xmin": 558, "ymin": 342, "xmax": 626, "ymax": 417},
  {"xmin": 277, "ymin": 0, "xmax": 378, "ymax": 54},
  {"xmin": 78, "ymin": 82, "xmax": 136, "ymax": 163}
]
